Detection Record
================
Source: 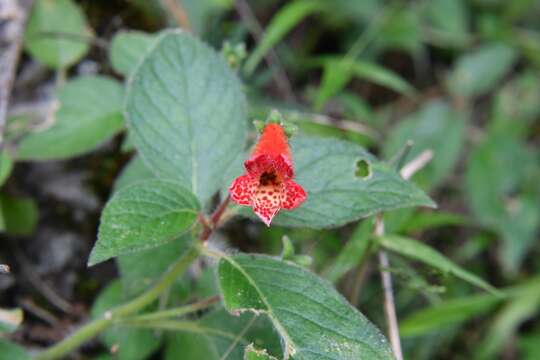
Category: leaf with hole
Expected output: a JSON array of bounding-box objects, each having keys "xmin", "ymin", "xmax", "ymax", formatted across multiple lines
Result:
[
  {"xmin": 16, "ymin": 76, "xmax": 124, "ymax": 160},
  {"xmin": 24, "ymin": 0, "xmax": 90, "ymax": 68},
  {"xmin": 253, "ymin": 136, "xmax": 435, "ymax": 228},
  {"xmin": 88, "ymin": 179, "xmax": 199, "ymax": 266},
  {"xmin": 217, "ymin": 254, "xmax": 394, "ymax": 359},
  {"xmin": 125, "ymin": 30, "xmax": 247, "ymax": 203}
]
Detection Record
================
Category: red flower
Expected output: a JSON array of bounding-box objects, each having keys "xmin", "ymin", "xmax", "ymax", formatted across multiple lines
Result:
[{"xmin": 229, "ymin": 123, "xmax": 307, "ymax": 225}]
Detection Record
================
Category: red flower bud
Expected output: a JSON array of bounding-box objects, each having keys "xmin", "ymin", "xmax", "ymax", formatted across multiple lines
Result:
[{"xmin": 229, "ymin": 123, "xmax": 307, "ymax": 225}]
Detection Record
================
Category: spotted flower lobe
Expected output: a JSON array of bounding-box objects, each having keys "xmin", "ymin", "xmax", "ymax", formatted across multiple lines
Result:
[{"xmin": 229, "ymin": 123, "xmax": 307, "ymax": 225}]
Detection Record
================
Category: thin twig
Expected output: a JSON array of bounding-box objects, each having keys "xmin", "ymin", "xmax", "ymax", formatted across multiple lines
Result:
[
  {"xmin": 400, "ymin": 150, "xmax": 433, "ymax": 180},
  {"xmin": 234, "ymin": 0, "xmax": 296, "ymax": 102},
  {"xmin": 159, "ymin": 0, "xmax": 191, "ymax": 31},
  {"xmin": 0, "ymin": 0, "xmax": 32, "ymax": 148},
  {"xmin": 19, "ymin": 298, "xmax": 59, "ymax": 326},
  {"xmin": 377, "ymin": 149, "xmax": 434, "ymax": 360},
  {"xmin": 14, "ymin": 249, "xmax": 75, "ymax": 314},
  {"xmin": 376, "ymin": 218, "xmax": 403, "ymax": 360}
]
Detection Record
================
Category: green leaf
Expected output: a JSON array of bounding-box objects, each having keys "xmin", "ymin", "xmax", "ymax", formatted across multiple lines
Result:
[
  {"xmin": 325, "ymin": 219, "xmax": 373, "ymax": 283},
  {"xmin": 0, "ymin": 151, "xmax": 13, "ymax": 186},
  {"xmin": 383, "ymin": 100, "xmax": 466, "ymax": 190},
  {"xmin": 117, "ymin": 235, "xmax": 191, "ymax": 296},
  {"xmin": 476, "ymin": 291, "xmax": 540, "ymax": 359},
  {"xmin": 266, "ymin": 136, "xmax": 434, "ymax": 228},
  {"xmin": 0, "ymin": 308, "xmax": 23, "ymax": 333},
  {"xmin": 0, "ymin": 195, "xmax": 38, "ymax": 236},
  {"xmin": 177, "ymin": 0, "xmax": 233, "ymax": 35},
  {"xmin": 125, "ymin": 30, "xmax": 247, "ymax": 203},
  {"xmin": 447, "ymin": 43, "xmax": 517, "ymax": 97},
  {"xmin": 110, "ymin": 31, "xmax": 157, "ymax": 77},
  {"xmin": 465, "ymin": 131, "xmax": 540, "ymax": 272},
  {"xmin": 244, "ymin": 0, "xmax": 327, "ymax": 74},
  {"xmin": 425, "ymin": 0, "xmax": 470, "ymax": 48},
  {"xmin": 24, "ymin": 0, "xmax": 90, "ymax": 68},
  {"xmin": 399, "ymin": 211, "xmax": 468, "ymax": 233},
  {"xmin": 17, "ymin": 76, "xmax": 124, "ymax": 160},
  {"xmin": 217, "ymin": 254, "xmax": 394, "ymax": 359},
  {"xmin": 492, "ymin": 70, "xmax": 540, "ymax": 137},
  {"xmin": 375, "ymin": 9, "xmax": 422, "ymax": 53},
  {"xmin": 88, "ymin": 179, "xmax": 199, "ymax": 265},
  {"xmin": 113, "ymin": 156, "xmax": 155, "ymax": 192},
  {"xmin": 164, "ymin": 309, "xmax": 281, "ymax": 360},
  {"xmin": 91, "ymin": 281, "xmax": 161, "ymax": 360},
  {"xmin": 0, "ymin": 339, "xmax": 30, "ymax": 360},
  {"xmin": 314, "ymin": 57, "xmax": 414, "ymax": 111},
  {"xmin": 400, "ymin": 294, "xmax": 501, "ymax": 337},
  {"xmin": 244, "ymin": 344, "xmax": 278, "ymax": 360},
  {"xmin": 378, "ymin": 235, "xmax": 499, "ymax": 295}
]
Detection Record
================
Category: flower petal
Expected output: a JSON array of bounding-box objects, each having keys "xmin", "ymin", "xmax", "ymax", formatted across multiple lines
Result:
[
  {"xmin": 281, "ymin": 180, "xmax": 307, "ymax": 210},
  {"xmin": 253, "ymin": 183, "xmax": 284, "ymax": 226},
  {"xmin": 244, "ymin": 154, "xmax": 273, "ymax": 177},
  {"xmin": 229, "ymin": 174, "xmax": 256, "ymax": 206}
]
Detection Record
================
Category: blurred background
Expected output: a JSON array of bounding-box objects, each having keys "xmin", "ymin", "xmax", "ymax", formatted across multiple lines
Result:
[{"xmin": 0, "ymin": 0, "xmax": 539, "ymax": 359}]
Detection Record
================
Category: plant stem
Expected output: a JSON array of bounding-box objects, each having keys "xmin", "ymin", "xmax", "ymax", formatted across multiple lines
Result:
[
  {"xmin": 376, "ymin": 217, "xmax": 403, "ymax": 360},
  {"xmin": 35, "ymin": 246, "xmax": 200, "ymax": 360},
  {"xmin": 121, "ymin": 296, "xmax": 220, "ymax": 324}
]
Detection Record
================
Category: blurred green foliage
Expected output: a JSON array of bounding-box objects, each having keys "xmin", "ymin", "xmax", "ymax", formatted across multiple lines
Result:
[{"xmin": 2, "ymin": 0, "xmax": 539, "ymax": 359}]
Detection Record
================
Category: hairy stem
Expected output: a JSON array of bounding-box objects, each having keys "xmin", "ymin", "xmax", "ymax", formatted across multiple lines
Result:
[
  {"xmin": 35, "ymin": 246, "xmax": 200, "ymax": 360},
  {"xmin": 121, "ymin": 296, "xmax": 220, "ymax": 324}
]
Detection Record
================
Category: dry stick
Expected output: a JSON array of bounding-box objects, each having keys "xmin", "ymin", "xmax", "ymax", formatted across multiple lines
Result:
[
  {"xmin": 234, "ymin": 0, "xmax": 296, "ymax": 102},
  {"xmin": 0, "ymin": 0, "xmax": 32, "ymax": 148},
  {"xmin": 377, "ymin": 149, "xmax": 433, "ymax": 360},
  {"xmin": 159, "ymin": 0, "xmax": 191, "ymax": 31}
]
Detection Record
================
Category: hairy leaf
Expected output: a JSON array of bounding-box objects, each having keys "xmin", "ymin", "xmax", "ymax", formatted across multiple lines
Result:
[
  {"xmin": 89, "ymin": 180, "xmax": 199, "ymax": 265},
  {"xmin": 126, "ymin": 30, "xmax": 247, "ymax": 203},
  {"xmin": 217, "ymin": 254, "xmax": 394, "ymax": 359},
  {"xmin": 266, "ymin": 137, "xmax": 434, "ymax": 228}
]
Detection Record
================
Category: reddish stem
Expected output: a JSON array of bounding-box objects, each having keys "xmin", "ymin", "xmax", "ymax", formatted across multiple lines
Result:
[{"xmin": 199, "ymin": 196, "xmax": 230, "ymax": 242}]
